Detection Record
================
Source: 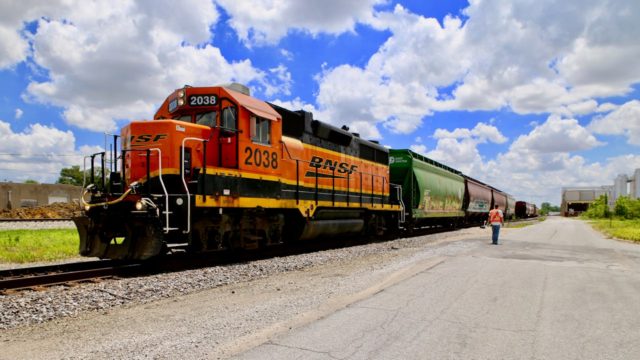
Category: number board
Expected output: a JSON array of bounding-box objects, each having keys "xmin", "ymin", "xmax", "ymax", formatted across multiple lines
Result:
[
  {"xmin": 188, "ymin": 94, "xmax": 218, "ymax": 107},
  {"xmin": 244, "ymin": 146, "xmax": 278, "ymax": 169}
]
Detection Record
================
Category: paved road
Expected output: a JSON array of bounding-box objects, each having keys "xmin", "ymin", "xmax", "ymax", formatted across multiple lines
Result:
[{"xmin": 236, "ymin": 217, "xmax": 640, "ymax": 360}]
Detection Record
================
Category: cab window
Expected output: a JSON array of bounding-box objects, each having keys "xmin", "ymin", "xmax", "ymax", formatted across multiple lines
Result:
[
  {"xmin": 221, "ymin": 107, "xmax": 236, "ymax": 131},
  {"xmin": 196, "ymin": 111, "xmax": 216, "ymax": 127},
  {"xmin": 250, "ymin": 116, "xmax": 270, "ymax": 145},
  {"xmin": 174, "ymin": 114, "xmax": 192, "ymax": 123}
]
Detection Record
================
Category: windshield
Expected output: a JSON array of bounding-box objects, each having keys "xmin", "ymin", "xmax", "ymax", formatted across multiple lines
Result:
[
  {"xmin": 196, "ymin": 111, "xmax": 216, "ymax": 127},
  {"xmin": 174, "ymin": 115, "xmax": 192, "ymax": 123}
]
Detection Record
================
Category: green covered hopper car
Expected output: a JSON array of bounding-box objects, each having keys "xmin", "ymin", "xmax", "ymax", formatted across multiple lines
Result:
[{"xmin": 390, "ymin": 149, "xmax": 465, "ymax": 229}]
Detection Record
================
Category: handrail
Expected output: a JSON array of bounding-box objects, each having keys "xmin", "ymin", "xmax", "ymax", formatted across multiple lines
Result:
[
  {"xmin": 181, "ymin": 137, "xmax": 208, "ymax": 234},
  {"xmin": 277, "ymin": 141, "xmax": 391, "ymax": 207},
  {"xmin": 147, "ymin": 148, "xmax": 170, "ymax": 233},
  {"xmin": 397, "ymin": 186, "xmax": 406, "ymax": 223}
]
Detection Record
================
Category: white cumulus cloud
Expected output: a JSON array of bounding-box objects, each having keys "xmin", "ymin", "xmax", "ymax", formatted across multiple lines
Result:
[
  {"xmin": 0, "ymin": 120, "xmax": 101, "ymax": 183},
  {"xmin": 312, "ymin": 0, "xmax": 640, "ymax": 137},
  {"xmin": 511, "ymin": 115, "xmax": 604, "ymax": 153},
  {"xmin": 588, "ymin": 100, "xmax": 640, "ymax": 146},
  {"xmin": 216, "ymin": 0, "xmax": 385, "ymax": 46},
  {"xmin": 1, "ymin": 0, "xmax": 289, "ymax": 133}
]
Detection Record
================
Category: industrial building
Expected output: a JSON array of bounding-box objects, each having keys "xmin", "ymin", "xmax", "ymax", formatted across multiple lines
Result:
[
  {"xmin": 561, "ymin": 186, "xmax": 613, "ymax": 216},
  {"xmin": 561, "ymin": 168, "xmax": 640, "ymax": 216},
  {"xmin": 0, "ymin": 182, "xmax": 82, "ymax": 211},
  {"xmin": 614, "ymin": 169, "xmax": 640, "ymax": 201}
]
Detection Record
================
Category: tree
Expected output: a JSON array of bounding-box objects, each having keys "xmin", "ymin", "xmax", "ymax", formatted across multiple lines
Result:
[
  {"xmin": 539, "ymin": 202, "xmax": 560, "ymax": 215},
  {"xmin": 614, "ymin": 196, "xmax": 640, "ymax": 219},
  {"xmin": 540, "ymin": 202, "xmax": 551, "ymax": 215},
  {"xmin": 57, "ymin": 165, "xmax": 84, "ymax": 186},
  {"xmin": 57, "ymin": 165, "xmax": 110, "ymax": 187},
  {"xmin": 24, "ymin": 179, "xmax": 39, "ymax": 184}
]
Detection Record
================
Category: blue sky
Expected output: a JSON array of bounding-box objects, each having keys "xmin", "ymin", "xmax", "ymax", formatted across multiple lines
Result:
[{"xmin": 1, "ymin": 0, "xmax": 639, "ymax": 205}]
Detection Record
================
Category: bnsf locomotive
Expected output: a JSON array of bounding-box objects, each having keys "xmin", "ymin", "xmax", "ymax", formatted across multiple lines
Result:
[
  {"xmin": 75, "ymin": 83, "xmax": 527, "ymax": 260},
  {"xmin": 75, "ymin": 84, "xmax": 402, "ymax": 260}
]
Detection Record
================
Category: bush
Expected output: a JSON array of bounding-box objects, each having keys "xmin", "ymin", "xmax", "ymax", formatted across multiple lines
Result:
[
  {"xmin": 582, "ymin": 195, "xmax": 611, "ymax": 219},
  {"xmin": 613, "ymin": 196, "xmax": 640, "ymax": 219}
]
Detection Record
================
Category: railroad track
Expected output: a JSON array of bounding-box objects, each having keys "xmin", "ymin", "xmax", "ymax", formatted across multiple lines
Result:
[
  {"xmin": 0, "ymin": 218, "xmax": 543, "ymax": 294},
  {"xmin": 0, "ymin": 234, "xmax": 381, "ymax": 294},
  {"xmin": 0, "ymin": 260, "xmax": 143, "ymax": 293}
]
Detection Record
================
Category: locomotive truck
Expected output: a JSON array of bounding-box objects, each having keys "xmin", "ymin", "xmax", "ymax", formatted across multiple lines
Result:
[{"xmin": 75, "ymin": 83, "xmax": 516, "ymax": 260}]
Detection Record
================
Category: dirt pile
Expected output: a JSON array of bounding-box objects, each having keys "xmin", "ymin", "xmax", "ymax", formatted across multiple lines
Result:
[{"xmin": 0, "ymin": 202, "xmax": 81, "ymax": 219}]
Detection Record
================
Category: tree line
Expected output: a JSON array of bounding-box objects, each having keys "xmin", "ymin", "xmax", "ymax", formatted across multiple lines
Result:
[
  {"xmin": 583, "ymin": 195, "xmax": 640, "ymax": 219},
  {"xmin": 22, "ymin": 166, "xmax": 98, "ymax": 186}
]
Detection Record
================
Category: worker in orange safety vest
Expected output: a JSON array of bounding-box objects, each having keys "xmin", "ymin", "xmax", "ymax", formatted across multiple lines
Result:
[{"xmin": 488, "ymin": 204, "xmax": 504, "ymax": 245}]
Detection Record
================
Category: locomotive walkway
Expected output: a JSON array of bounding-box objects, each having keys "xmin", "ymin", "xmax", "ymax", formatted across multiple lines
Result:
[
  {"xmin": 237, "ymin": 217, "xmax": 640, "ymax": 360},
  {"xmin": 2, "ymin": 217, "xmax": 640, "ymax": 359}
]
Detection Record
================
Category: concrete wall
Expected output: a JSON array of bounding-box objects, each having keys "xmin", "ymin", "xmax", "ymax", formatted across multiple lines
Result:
[{"xmin": 0, "ymin": 183, "xmax": 82, "ymax": 210}]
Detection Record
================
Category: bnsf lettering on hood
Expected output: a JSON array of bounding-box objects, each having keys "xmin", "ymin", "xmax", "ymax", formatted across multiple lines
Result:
[{"xmin": 310, "ymin": 156, "xmax": 358, "ymax": 174}]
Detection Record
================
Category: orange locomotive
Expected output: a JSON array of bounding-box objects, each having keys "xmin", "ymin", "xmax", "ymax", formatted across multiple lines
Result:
[{"xmin": 75, "ymin": 84, "xmax": 402, "ymax": 260}]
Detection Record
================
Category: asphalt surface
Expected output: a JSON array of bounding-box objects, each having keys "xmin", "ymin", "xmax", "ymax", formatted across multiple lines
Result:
[{"xmin": 236, "ymin": 217, "xmax": 640, "ymax": 360}]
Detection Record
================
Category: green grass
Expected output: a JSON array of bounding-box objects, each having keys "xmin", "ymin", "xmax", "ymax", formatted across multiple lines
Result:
[
  {"xmin": 505, "ymin": 222, "xmax": 533, "ymax": 229},
  {"xmin": 0, "ymin": 229, "xmax": 79, "ymax": 264},
  {"xmin": 505, "ymin": 216, "xmax": 546, "ymax": 228},
  {"xmin": 589, "ymin": 219, "xmax": 640, "ymax": 242}
]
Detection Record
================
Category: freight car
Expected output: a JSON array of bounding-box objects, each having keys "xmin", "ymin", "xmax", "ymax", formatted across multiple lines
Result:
[
  {"xmin": 462, "ymin": 175, "xmax": 492, "ymax": 224},
  {"xmin": 505, "ymin": 194, "xmax": 517, "ymax": 220},
  {"xmin": 515, "ymin": 201, "xmax": 538, "ymax": 218},
  {"xmin": 389, "ymin": 149, "xmax": 465, "ymax": 231},
  {"xmin": 75, "ymin": 83, "xmax": 517, "ymax": 261}
]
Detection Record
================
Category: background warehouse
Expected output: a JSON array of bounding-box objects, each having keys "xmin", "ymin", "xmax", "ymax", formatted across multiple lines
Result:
[{"xmin": 0, "ymin": 183, "xmax": 81, "ymax": 211}]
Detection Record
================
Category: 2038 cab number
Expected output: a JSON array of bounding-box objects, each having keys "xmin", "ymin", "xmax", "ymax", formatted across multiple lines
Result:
[
  {"xmin": 244, "ymin": 147, "xmax": 278, "ymax": 169},
  {"xmin": 189, "ymin": 94, "xmax": 217, "ymax": 106}
]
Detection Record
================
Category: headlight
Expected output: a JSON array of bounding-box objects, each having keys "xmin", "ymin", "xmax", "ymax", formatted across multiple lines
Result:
[
  {"xmin": 178, "ymin": 90, "xmax": 185, "ymax": 98},
  {"xmin": 178, "ymin": 98, "xmax": 185, "ymax": 106},
  {"xmin": 135, "ymin": 201, "xmax": 146, "ymax": 211}
]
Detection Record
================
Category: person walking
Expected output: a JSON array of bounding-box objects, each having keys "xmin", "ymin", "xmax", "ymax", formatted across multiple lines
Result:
[{"xmin": 488, "ymin": 204, "xmax": 504, "ymax": 245}]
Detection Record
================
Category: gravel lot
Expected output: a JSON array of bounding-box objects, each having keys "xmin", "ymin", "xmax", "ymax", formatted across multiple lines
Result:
[{"xmin": 0, "ymin": 226, "xmax": 492, "ymax": 359}]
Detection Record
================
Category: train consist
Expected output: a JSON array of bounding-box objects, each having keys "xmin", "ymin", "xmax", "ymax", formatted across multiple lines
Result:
[{"xmin": 75, "ymin": 83, "xmax": 533, "ymax": 260}]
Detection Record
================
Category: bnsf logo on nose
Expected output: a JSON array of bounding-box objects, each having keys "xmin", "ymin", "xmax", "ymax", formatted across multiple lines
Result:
[
  {"xmin": 129, "ymin": 134, "xmax": 168, "ymax": 144},
  {"xmin": 310, "ymin": 156, "xmax": 358, "ymax": 174}
]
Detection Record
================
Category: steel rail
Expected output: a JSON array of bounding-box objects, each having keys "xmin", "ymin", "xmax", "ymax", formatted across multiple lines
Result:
[{"xmin": 0, "ymin": 261, "xmax": 142, "ymax": 293}]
